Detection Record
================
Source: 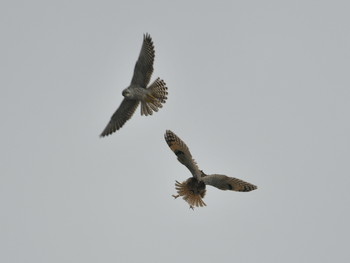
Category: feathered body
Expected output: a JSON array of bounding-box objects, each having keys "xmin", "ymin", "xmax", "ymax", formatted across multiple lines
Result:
[{"xmin": 164, "ymin": 130, "xmax": 257, "ymax": 209}]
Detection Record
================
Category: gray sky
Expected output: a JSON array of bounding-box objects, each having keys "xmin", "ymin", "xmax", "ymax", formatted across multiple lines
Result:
[{"xmin": 1, "ymin": 0, "xmax": 349, "ymax": 262}]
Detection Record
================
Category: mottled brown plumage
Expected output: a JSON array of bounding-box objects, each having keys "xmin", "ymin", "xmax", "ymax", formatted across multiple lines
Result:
[{"xmin": 164, "ymin": 130, "xmax": 257, "ymax": 209}]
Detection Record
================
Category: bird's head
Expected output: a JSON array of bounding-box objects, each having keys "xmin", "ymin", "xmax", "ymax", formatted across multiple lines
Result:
[{"xmin": 122, "ymin": 88, "xmax": 131, "ymax": 98}]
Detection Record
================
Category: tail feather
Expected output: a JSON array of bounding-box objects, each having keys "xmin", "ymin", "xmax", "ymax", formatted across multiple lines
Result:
[
  {"xmin": 141, "ymin": 78, "xmax": 168, "ymax": 116},
  {"xmin": 174, "ymin": 180, "xmax": 207, "ymax": 209},
  {"xmin": 141, "ymin": 103, "xmax": 152, "ymax": 116}
]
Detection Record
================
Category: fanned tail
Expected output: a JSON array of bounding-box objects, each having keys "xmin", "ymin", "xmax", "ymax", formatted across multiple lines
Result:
[
  {"xmin": 141, "ymin": 78, "xmax": 168, "ymax": 116},
  {"xmin": 174, "ymin": 180, "xmax": 207, "ymax": 209}
]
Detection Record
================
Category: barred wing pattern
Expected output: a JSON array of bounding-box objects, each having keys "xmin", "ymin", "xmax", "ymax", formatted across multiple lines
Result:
[
  {"xmin": 164, "ymin": 130, "xmax": 257, "ymax": 209},
  {"xmin": 100, "ymin": 99, "xmax": 139, "ymax": 137},
  {"xmin": 201, "ymin": 174, "xmax": 257, "ymax": 192},
  {"xmin": 164, "ymin": 130, "xmax": 202, "ymax": 179},
  {"xmin": 131, "ymin": 33, "xmax": 155, "ymax": 87}
]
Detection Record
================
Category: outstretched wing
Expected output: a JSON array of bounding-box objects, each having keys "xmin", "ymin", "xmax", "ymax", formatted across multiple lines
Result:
[
  {"xmin": 202, "ymin": 174, "xmax": 257, "ymax": 192},
  {"xmin": 130, "ymin": 33, "xmax": 155, "ymax": 87},
  {"xmin": 100, "ymin": 99, "xmax": 139, "ymax": 137},
  {"xmin": 164, "ymin": 130, "xmax": 202, "ymax": 179}
]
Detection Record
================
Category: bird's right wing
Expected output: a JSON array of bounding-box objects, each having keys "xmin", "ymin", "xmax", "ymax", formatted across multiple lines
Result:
[
  {"xmin": 100, "ymin": 99, "xmax": 139, "ymax": 137},
  {"xmin": 202, "ymin": 174, "xmax": 257, "ymax": 192},
  {"xmin": 164, "ymin": 130, "xmax": 202, "ymax": 179},
  {"xmin": 130, "ymin": 33, "xmax": 155, "ymax": 87}
]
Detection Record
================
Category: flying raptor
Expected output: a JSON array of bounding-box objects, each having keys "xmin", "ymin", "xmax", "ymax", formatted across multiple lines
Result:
[
  {"xmin": 164, "ymin": 130, "xmax": 257, "ymax": 209},
  {"xmin": 100, "ymin": 34, "xmax": 168, "ymax": 137}
]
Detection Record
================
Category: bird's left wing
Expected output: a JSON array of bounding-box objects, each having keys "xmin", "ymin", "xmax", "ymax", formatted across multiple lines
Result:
[
  {"xmin": 202, "ymin": 174, "xmax": 257, "ymax": 192},
  {"xmin": 130, "ymin": 33, "xmax": 155, "ymax": 87},
  {"xmin": 164, "ymin": 130, "xmax": 202, "ymax": 179},
  {"xmin": 100, "ymin": 99, "xmax": 139, "ymax": 137}
]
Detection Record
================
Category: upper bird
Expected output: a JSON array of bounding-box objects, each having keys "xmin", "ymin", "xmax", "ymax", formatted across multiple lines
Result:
[
  {"xmin": 100, "ymin": 34, "xmax": 168, "ymax": 137},
  {"xmin": 164, "ymin": 130, "xmax": 257, "ymax": 209}
]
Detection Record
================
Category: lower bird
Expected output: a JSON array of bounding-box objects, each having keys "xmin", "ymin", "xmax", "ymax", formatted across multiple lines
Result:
[{"xmin": 164, "ymin": 130, "xmax": 257, "ymax": 209}]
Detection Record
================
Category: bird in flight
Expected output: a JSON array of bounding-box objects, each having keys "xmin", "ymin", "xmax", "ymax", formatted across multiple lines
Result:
[
  {"xmin": 100, "ymin": 34, "xmax": 168, "ymax": 137},
  {"xmin": 164, "ymin": 130, "xmax": 257, "ymax": 209}
]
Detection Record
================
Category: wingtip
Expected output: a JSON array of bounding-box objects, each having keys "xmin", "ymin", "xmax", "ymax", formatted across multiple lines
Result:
[
  {"xmin": 164, "ymin": 129, "xmax": 171, "ymax": 137},
  {"xmin": 99, "ymin": 131, "xmax": 108, "ymax": 138},
  {"xmin": 244, "ymin": 183, "xmax": 258, "ymax": 192},
  {"xmin": 164, "ymin": 130, "xmax": 175, "ymax": 147},
  {"xmin": 100, "ymin": 127, "xmax": 116, "ymax": 138},
  {"xmin": 164, "ymin": 129, "xmax": 176, "ymax": 141},
  {"xmin": 143, "ymin": 33, "xmax": 152, "ymax": 40}
]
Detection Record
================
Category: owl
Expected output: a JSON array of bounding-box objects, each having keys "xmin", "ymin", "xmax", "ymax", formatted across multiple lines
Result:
[
  {"xmin": 100, "ymin": 34, "xmax": 168, "ymax": 137},
  {"xmin": 164, "ymin": 130, "xmax": 257, "ymax": 209}
]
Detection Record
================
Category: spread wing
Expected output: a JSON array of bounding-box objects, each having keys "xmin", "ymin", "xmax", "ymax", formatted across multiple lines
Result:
[
  {"xmin": 130, "ymin": 33, "xmax": 155, "ymax": 87},
  {"xmin": 201, "ymin": 174, "xmax": 257, "ymax": 192},
  {"xmin": 100, "ymin": 99, "xmax": 139, "ymax": 137},
  {"xmin": 164, "ymin": 130, "xmax": 202, "ymax": 179}
]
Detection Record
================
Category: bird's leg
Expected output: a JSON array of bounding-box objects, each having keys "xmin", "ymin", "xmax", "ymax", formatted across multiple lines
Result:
[
  {"xmin": 172, "ymin": 194, "xmax": 180, "ymax": 199},
  {"xmin": 189, "ymin": 205, "xmax": 194, "ymax": 210}
]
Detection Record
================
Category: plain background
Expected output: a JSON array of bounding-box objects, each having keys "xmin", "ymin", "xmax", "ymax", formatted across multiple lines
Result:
[{"xmin": 1, "ymin": 0, "xmax": 349, "ymax": 262}]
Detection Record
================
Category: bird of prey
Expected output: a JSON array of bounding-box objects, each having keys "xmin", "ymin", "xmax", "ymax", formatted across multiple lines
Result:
[
  {"xmin": 100, "ymin": 34, "xmax": 168, "ymax": 137},
  {"xmin": 164, "ymin": 130, "xmax": 257, "ymax": 209}
]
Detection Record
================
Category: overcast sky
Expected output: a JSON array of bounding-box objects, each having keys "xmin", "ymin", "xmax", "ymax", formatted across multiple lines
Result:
[{"xmin": 1, "ymin": 0, "xmax": 350, "ymax": 262}]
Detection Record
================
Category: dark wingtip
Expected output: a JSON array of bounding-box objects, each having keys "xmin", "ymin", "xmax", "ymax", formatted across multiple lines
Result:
[
  {"xmin": 143, "ymin": 33, "xmax": 152, "ymax": 40},
  {"xmin": 99, "ymin": 132, "xmax": 108, "ymax": 138},
  {"xmin": 165, "ymin": 129, "xmax": 172, "ymax": 134},
  {"xmin": 100, "ymin": 127, "xmax": 116, "ymax": 138},
  {"xmin": 164, "ymin": 129, "xmax": 172, "ymax": 138},
  {"xmin": 243, "ymin": 184, "xmax": 258, "ymax": 192}
]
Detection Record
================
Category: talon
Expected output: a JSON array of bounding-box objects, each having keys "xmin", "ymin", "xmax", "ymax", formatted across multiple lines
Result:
[{"xmin": 172, "ymin": 194, "xmax": 179, "ymax": 199}]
